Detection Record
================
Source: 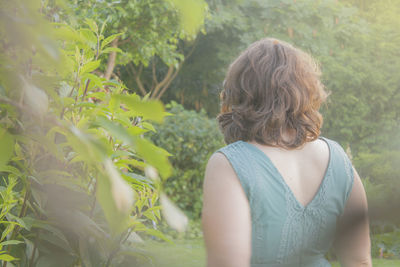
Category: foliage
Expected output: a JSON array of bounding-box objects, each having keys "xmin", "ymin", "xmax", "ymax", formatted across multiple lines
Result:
[
  {"xmin": 358, "ymin": 151, "xmax": 400, "ymax": 259},
  {"xmin": 0, "ymin": 0, "xmax": 192, "ymax": 265},
  {"xmin": 61, "ymin": 0, "xmax": 208, "ymax": 99},
  {"xmin": 165, "ymin": 0, "xmax": 400, "ymax": 210},
  {"xmin": 371, "ymin": 226, "xmax": 400, "ymax": 259},
  {"xmin": 163, "ymin": 0, "xmax": 400, "ymax": 154},
  {"xmin": 158, "ymin": 219, "xmax": 204, "ymax": 241},
  {"xmin": 321, "ymin": 0, "xmax": 400, "ymax": 155},
  {"xmin": 150, "ymin": 102, "xmax": 224, "ymax": 220},
  {"xmin": 161, "ymin": 0, "xmax": 247, "ymax": 113}
]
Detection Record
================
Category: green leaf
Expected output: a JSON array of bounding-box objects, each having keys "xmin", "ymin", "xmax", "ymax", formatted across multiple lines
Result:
[
  {"xmin": 81, "ymin": 73, "xmax": 103, "ymax": 88},
  {"xmin": 31, "ymin": 220, "xmax": 71, "ymax": 249},
  {"xmin": 85, "ymin": 18, "xmax": 98, "ymax": 33},
  {"xmin": 115, "ymin": 158, "xmax": 146, "ymax": 170},
  {"xmin": 127, "ymin": 126, "xmax": 148, "ymax": 136},
  {"xmin": 0, "ymin": 253, "xmax": 17, "ymax": 261},
  {"xmin": 109, "ymin": 95, "xmax": 121, "ymax": 114},
  {"xmin": 97, "ymin": 172, "xmax": 130, "ymax": 234},
  {"xmin": 133, "ymin": 137, "xmax": 172, "ymax": 179},
  {"xmin": 141, "ymin": 122, "xmax": 156, "ymax": 132},
  {"xmin": 79, "ymin": 29, "xmax": 97, "ymax": 47},
  {"xmin": 35, "ymin": 250, "xmax": 75, "ymax": 267},
  {"xmin": 143, "ymin": 228, "xmax": 172, "ymax": 244},
  {"xmin": 103, "ymin": 159, "xmax": 134, "ymax": 215},
  {"xmin": 67, "ymin": 126, "xmax": 107, "ymax": 163},
  {"xmin": 7, "ymin": 213, "xmax": 29, "ymax": 230},
  {"xmin": 0, "ymin": 165, "xmax": 21, "ymax": 176},
  {"xmin": 113, "ymin": 113, "xmax": 133, "ymax": 128},
  {"xmin": 101, "ymin": 33, "xmax": 123, "ymax": 49},
  {"xmin": 122, "ymin": 172, "xmax": 153, "ymax": 187},
  {"xmin": 18, "ymin": 216, "xmax": 36, "ymax": 231},
  {"xmin": 1, "ymin": 224, "xmax": 15, "ymax": 242},
  {"xmin": 143, "ymin": 209, "xmax": 158, "ymax": 222},
  {"xmin": 116, "ymin": 95, "xmax": 166, "ymax": 123},
  {"xmin": 0, "ymin": 240, "xmax": 23, "ymax": 246},
  {"xmin": 142, "ymin": 206, "xmax": 161, "ymax": 222},
  {"xmin": 0, "ymin": 129, "xmax": 14, "ymax": 168},
  {"xmin": 101, "ymin": 47, "xmax": 123, "ymax": 54},
  {"xmin": 87, "ymin": 92, "xmax": 106, "ymax": 101},
  {"xmin": 52, "ymin": 25, "xmax": 81, "ymax": 42},
  {"xmin": 80, "ymin": 60, "xmax": 101, "ymax": 75},
  {"xmin": 165, "ymin": 0, "xmax": 207, "ymax": 38},
  {"xmin": 100, "ymin": 17, "xmax": 109, "ymax": 35},
  {"xmin": 94, "ymin": 116, "xmax": 134, "ymax": 146}
]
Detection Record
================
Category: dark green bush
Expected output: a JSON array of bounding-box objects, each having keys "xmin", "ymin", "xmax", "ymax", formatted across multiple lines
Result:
[
  {"xmin": 355, "ymin": 151, "xmax": 400, "ymax": 259},
  {"xmin": 150, "ymin": 102, "xmax": 225, "ymax": 220}
]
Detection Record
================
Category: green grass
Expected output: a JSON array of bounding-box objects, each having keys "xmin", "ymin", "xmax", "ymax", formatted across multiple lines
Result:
[
  {"xmin": 140, "ymin": 239, "xmax": 206, "ymax": 267},
  {"xmin": 331, "ymin": 259, "xmax": 400, "ymax": 267},
  {"xmin": 141, "ymin": 239, "xmax": 400, "ymax": 267},
  {"xmin": 370, "ymin": 260, "xmax": 400, "ymax": 266}
]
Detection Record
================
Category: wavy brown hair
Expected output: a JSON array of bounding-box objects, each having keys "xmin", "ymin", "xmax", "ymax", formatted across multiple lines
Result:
[{"xmin": 217, "ymin": 38, "xmax": 327, "ymax": 149}]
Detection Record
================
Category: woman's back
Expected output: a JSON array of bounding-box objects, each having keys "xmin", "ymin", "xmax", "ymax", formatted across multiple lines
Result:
[
  {"xmin": 215, "ymin": 137, "xmax": 353, "ymax": 266},
  {"xmin": 202, "ymin": 38, "xmax": 371, "ymax": 267},
  {"xmin": 247, "ymin": 137, "xmax": 330, "ymax": 208}
]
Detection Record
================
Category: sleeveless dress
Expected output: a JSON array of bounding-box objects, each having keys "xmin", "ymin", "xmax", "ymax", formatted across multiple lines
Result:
[{"xmin": 216, "ymin": 137, "xmax": 354, "ymax": 267}]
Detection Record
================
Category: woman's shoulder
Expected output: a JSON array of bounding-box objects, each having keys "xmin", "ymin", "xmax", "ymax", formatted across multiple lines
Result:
[
  {"xmin": 208, "ymin": 141, "xmax": 248, "ymax": 171},
  {"xmin": 206, "ymin": 150, "xmax": 231, "ymax": 169},
  {"xmin": 319, "ymin": 136, "xmax": 346, "ymax": 152},
  {"xmin": 319, "ymin": 136, "xmax": 352, "ymax": 164},
  {"xmin": 204, "ymin": 144, "xmax": 249, "ymax": 196},
  {"xmin": 216, "ymin": 140, "xmax": 246, "ymax": 153},
  {"xmin": 207, "ymin": 141, "xmax": 254, "ymax": 197}
]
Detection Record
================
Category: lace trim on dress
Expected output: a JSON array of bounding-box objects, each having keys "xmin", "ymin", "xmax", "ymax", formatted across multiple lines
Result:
[{"xmin": 276, "ymin": 178, "xmax": 329, "ymax": 264}]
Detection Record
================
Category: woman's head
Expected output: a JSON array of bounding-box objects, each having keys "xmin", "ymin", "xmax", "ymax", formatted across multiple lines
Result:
[{"xmin": 218, "ymin": 38, "xmax": 327, "ymax": 149}]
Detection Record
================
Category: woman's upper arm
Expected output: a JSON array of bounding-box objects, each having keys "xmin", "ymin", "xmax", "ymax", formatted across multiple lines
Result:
[
  {"xmin": 336, "ymin": 167, "xmax": 372, "ymax": 266},
  {"xmin": 201, "ymin": 152, "xmax": 251, "ymax": 267}
]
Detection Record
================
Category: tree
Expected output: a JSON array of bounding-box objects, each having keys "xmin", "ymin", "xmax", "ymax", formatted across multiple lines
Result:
[
  {"xmin": 62, "ymin": 0, "xmax": 208, "ymax": 100},
  {"xmin": 162, "ymin": 0, "xmax": 362, "ymax": 112},
  {"xmin": 162, "ymin": 0, "xmax": 399, "ymax": 155}
]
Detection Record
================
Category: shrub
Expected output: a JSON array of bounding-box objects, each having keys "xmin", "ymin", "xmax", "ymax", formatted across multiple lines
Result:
[
  {"xmin": 356, "ymin": 151, "xmax": 400, "ymax": 259},
  {"xmin": 151, "ymin": 102, "xmax": 225, "ymax": 220},
  {"xmin": 0, "ymin": 4, "xmax": 174, "ymax": 265}
]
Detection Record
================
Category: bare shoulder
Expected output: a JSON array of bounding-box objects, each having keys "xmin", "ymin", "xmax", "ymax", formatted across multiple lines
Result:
[
  {"xmin": 308, "ymin": 138, "xmax": 330, "ymax": 158},
  {"xmin": 203, "ymin": 152, "xmax": 237, "ymax": 189},
  {"xmin": 343, "ymin": 167, "xmax": 368, "ymax": 216},
  {"xmin": 202, "ymin": 150, "xmax": 249, "ymax": 213},
  {"xmin": 297, "ymin": 138, "xmax": 330, "ymax": 168},
  {"xmin": 205, "ymin": 152, "xmax": 231, "ymax": 170}
]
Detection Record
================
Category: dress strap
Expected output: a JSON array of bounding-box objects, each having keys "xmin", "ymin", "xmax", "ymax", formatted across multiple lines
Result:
[
  {"xmin": 322, "ymin": 138, "xmax": 355, "ymax": 214},
  {"xmin": 216, "ymin": 141, "xmax": 252, "ymax": 200}
]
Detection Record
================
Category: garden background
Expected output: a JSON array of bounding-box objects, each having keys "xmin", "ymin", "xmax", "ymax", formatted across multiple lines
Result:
[{"xmin": 0, "ymin": 0, "xmax": 399, "ymax": 266}]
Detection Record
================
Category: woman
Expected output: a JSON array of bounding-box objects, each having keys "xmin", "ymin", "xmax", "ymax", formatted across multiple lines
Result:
[{"xmin": 202, "ymin": 38, "xmax": 371, "ymax": 267}]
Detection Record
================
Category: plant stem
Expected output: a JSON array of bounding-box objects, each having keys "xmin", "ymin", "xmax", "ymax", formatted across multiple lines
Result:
[
  {"xmin": 79, "ymin": 79, "xmax": 91, "ymax": 113},
  {"xmin": 60, "ymin": 61, "xmax": 82, "ymax": 119},
  {"xmin": 29, "ymin": 230, "xmax": 40, "ymax": 267},
  {"xmin": 89, "ymin": 179, "xmax": 97, "ymax": 218}
]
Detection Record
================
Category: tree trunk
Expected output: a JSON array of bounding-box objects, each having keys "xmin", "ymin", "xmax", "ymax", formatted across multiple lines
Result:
[{"xmin": 104, "ymin": 38, "xmax": 119, "ymax": 80}]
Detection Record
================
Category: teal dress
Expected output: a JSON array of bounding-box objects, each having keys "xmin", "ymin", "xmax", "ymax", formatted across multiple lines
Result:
[{"xmin": 217, "ymin": 137, "xmax": 354, "ymax": 267}]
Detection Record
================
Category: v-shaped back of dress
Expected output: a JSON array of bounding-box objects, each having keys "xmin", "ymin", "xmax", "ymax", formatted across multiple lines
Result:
[
  {"xmin": 244, "ymin": 140, "xmax": 331, "ymax": 210},
  {"xmin": 217, "ymin": 137, "xmax": 354, "ymax": 267}
]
